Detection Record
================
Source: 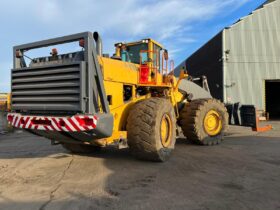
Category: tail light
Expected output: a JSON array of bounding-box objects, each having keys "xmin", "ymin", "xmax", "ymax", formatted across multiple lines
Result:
[
  {"xmin": 7, "ymin": 115, "xmax": 14, "ymax": 122},
  {"xmin": 75, "ymin": 117, "xmax": 94, "ymax": 126}
]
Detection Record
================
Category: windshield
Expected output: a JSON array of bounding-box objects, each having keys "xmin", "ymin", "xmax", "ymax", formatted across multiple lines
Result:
[{"xmin": 121, "ymin": 43, "xmax": 148, "ymax": 64}]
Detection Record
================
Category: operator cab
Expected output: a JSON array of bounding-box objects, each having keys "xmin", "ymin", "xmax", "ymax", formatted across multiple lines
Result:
[
  {"xmin": 114, "ymin": 39, "xmax": 171, "ymax": 84},
  {"xmin": 114, "ymin": 39, "xmax": 164, "ymax": 64}
]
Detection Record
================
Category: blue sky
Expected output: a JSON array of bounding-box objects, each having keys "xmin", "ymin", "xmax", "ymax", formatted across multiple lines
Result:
[{"xmin": 0, "ymin": 0, "xmax": 265, "ymax": 92}]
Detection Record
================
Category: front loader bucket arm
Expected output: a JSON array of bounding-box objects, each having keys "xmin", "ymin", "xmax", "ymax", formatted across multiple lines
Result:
[{"xmin": 178, "ymin": 79, "xmax": 212, "ymax": 100}]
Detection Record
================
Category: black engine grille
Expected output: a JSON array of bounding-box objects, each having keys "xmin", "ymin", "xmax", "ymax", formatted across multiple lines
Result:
[{"xmin": 11, "ymin": 62, "xmax": 86, "ymax": 113}]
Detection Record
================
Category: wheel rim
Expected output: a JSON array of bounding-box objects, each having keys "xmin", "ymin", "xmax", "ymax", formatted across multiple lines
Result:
[
  {"xmin": 204, "ymin": 110, "xmax": 222, "ymax": 136},
  {"xmin": 160, "ymin": 114, "xmax": 172, "ymax": 148}
]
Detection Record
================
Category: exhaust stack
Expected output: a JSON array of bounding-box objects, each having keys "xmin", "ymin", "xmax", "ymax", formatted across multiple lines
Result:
[{"xmin": 93, "ymin": 31, "xmax": 103, "ymax": 56}]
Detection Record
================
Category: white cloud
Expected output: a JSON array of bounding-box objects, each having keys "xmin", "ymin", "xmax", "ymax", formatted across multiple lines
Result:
[
  {"xmin": 35, "ymin": 0, "xmax": 61, "ymax": 22},
  {"xmin": 0, "ymin": 0, "xmax": 250, "ymax": 37},
  {"xmin": 0, "ymin": 0, "xmax": 251, "ymax": 92},
  {"xmin": 23, "ymin": 0, "xmax": 249, "ymax": 54}
]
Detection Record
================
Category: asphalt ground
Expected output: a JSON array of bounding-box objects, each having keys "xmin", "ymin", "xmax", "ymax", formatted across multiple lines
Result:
[{"xmin": 0, "ymin": 116, "xmax": 279, "ymax": 210}]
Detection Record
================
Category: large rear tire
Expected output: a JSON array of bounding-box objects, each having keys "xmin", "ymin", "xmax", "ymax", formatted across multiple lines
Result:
[
  {"xmin": 127, "ymin": 98, "xmax": 176, "ymax": 162},
  {"xmin": 62, "ymin": 143, "xmax": 101, "ymax": 154},
  {"xmin": 180, "ymin": 99, "xmax": 228, "ymax": 145}
]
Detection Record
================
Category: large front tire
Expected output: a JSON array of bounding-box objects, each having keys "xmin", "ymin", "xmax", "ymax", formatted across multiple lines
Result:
[
  {"xmin": 127, "ymin": 98, "xmax": 176, "ymax": 162},
  {"xmin": 180, "ymin": 99, "xmax": 228, "ymax": 145}
]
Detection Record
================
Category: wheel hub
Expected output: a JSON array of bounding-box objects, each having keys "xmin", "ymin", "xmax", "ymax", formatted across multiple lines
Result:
[
  {"xmin": 204, "ymin": 110, "xmax": 222, "ymax": 136},
  {"xmin": 160, "ymin": 114, "xmax": 172, "ymax": 148}
]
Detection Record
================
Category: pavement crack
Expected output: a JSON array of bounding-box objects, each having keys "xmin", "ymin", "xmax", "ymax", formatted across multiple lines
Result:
[{"xmin": 38, "ymin": 155, "xmax": 74, "ymax": 210}]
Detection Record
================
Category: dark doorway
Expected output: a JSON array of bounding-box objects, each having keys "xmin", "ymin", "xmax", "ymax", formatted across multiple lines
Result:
[{"xmin": 265, "ymin": 80, "xmax": 280, "ymax": 119}]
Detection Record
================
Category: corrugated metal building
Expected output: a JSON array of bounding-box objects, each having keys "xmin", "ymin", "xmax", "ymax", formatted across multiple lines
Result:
[{"xmin": 178, "ymin": 0, "xmax": 280, "ymax": 118}]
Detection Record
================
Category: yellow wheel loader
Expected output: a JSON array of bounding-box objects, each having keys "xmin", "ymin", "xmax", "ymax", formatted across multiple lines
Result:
[
  {"xmin": 0, "ymin": 93, "xmax": 11, "ymax": 111},
  {"xmin": 7, "ymin": 31, "xmax": 228, "ymax": 162}
]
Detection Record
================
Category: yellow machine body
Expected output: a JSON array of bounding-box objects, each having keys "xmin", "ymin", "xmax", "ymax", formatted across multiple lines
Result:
[
  {"xmin": 95, "ymin": 39, "xmax": 186, "ymax": 146},
  {"xmin": 8, "ymin": 32, "xmax": 228, "ymax": 161},
  {"xmin": 0, "ymin": 93, "xmax": 11, "ymax": 111}
]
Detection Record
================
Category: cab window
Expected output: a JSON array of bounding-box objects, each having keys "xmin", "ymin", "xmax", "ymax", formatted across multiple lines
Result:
[
  {"xmin": 153, "ymin": 44, "xmax": 162, "ymax": 71},
  {"xmin": 140, "ymin": 52, "xmax": 148, "ymax": 64},
  {"xmin": 121, "ymin": 43, "xmax": 148, "ymax": 64}
]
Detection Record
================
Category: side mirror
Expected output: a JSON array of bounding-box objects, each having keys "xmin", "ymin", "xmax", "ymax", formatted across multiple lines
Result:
[{"xmin": 163, "ymin": 49, "xmax": 169, "ymax": 60}]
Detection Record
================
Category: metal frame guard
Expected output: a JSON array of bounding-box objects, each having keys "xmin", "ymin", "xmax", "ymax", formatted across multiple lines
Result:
[{"xmin": 13, "ymin": 32, "xmax": 110, "ymax": 114}]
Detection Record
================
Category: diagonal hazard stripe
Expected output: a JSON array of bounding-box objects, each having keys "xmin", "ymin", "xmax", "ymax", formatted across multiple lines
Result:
[
  {"xmin": 7, "ymin": 114, "xmax": 98, "ymax": 132},
  {"xmin": 68, "ymin": 118, "xmax": 80, "ymax": 132}
]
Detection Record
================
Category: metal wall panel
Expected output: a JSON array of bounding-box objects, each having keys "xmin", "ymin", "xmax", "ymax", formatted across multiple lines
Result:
[
  {"xmin": 224, "ymin": 0, "xmax": 280, "ymax": 110},
  {"xmin": 179, "ymin": 32, "xmax": 224, "ymax": 100}
]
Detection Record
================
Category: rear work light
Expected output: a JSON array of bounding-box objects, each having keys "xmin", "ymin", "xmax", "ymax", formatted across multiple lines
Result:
[
  {"xmin": 51, "ymin": 48, "xmax": 58, "ymax": 56},
  {"xmin": 15, "ymin": 50, "xmax": 22, "ymax": 58},
  {"xmin": 79, "ymin": 39, "xmax": 85, "ymax": 48}
]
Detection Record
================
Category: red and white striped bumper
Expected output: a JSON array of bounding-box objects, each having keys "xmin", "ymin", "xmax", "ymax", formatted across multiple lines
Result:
[{"xmin": 7, "ymin": 113, "xmax": 98, "ymax": 132}]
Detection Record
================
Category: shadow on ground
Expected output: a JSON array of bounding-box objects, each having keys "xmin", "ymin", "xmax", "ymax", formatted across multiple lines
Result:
[{"xmin": 0, "ymin": 127, "xmax": 280, "ymax": 210}]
